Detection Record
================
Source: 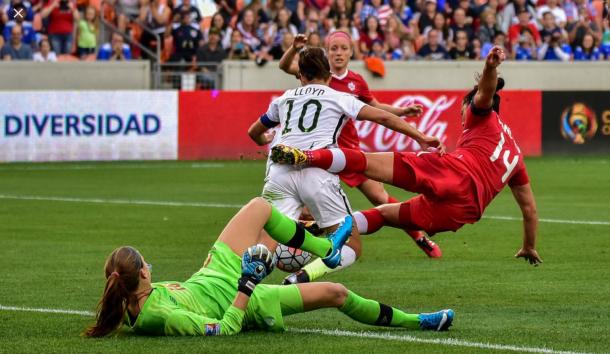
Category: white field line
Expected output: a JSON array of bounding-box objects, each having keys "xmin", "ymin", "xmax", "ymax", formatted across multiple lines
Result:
[
  {"xmin": 1, "ymin": 194, "xmax": 609, "ymax": 227},
  {"xmin": 0, "ymin": 163, "xmax": 225, "ymax": 171},
  {"xmin": 0, "ymin": 194, "xmax": 242, "ymax": 209},
  {"xmin": 290, "ymin": 328, "xmax": 591, "ymax": 354},
  {"xmin": 0, "ymin": 305, "xmax": 591, "ymax": 354}
]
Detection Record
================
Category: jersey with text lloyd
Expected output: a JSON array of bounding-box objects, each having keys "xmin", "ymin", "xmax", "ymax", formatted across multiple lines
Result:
[
  {"xmin": 454, "ymin": 105, "xmax": 530, "ymax": 212},
  {"xmin": 265, "ymin": 84, "xmax": 366, "ymax": 150},
  {"xmin": 330, "ymin": 70, "xmax": 374, "ymax": 149}
]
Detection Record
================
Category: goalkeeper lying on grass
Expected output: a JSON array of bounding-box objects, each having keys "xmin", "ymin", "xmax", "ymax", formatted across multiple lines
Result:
[{"xmin": 85, "ymin": 197, "xmax": 453, "ymax": 337}]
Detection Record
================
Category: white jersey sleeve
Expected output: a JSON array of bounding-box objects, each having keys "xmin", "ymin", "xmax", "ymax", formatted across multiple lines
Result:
[
  {"xmin": 265, "ymin": 97, "xmax": 281, "ymax": 123},
  {"xmin": 336, "ymin": 93, "xmax": 367, "ymax": 120}
]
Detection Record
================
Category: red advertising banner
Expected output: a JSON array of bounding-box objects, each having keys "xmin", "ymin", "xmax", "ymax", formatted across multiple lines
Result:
[{"xmin": 178, "ymin": 90, "xmax": 541, "ymax": 160}]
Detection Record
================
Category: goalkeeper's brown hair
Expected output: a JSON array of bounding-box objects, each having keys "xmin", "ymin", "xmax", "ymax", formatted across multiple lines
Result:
[{"xmin": 84, "ymin": 246, "xmax": 143, "ymax": 337}]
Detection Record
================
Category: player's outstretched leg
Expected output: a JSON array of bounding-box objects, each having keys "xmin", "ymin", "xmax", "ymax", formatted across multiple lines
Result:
[
  {"xmin": 282, "ymin": 282, "xmax": 454, "ymax": 331},
  {"xmin": 263, "ymin": 203, "xmax": 353, "ymax": 269},
  {"xmin": 353, "ymin": 207, "xmax": 442, "ymax": 258}
]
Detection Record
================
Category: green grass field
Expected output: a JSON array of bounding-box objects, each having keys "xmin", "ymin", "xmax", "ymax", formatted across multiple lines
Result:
[{"xmin": 0, "ymin": 157, "xmax": 609, "ymax": 353}]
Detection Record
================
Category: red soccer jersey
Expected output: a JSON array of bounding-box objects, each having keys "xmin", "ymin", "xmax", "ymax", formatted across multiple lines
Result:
[
  {"xmin": 329, "ymin": 70, "xmax": 374, "ymax": 149},
  {"xmin": 453, "ymin": 105, "xmax": 530, "ymax": 212}
]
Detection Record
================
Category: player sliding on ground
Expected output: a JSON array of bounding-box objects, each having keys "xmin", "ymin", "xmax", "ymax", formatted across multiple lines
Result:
[
  {"xmin": 278, "ymin": 32, "xmax": 443, "ymax": 260},
  {"xmin": 248, "ymin": 47, "xmax": 444, "ymax": 285},
  {"xmin": 84, "ymin": 198, "xmax": 453, "ymax": 337},
  {"xmin": 271, "ymin": 46, "xmax": 543, "ymax": 266}
]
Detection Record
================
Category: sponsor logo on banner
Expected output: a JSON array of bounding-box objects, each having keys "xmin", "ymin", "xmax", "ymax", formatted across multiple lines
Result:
[
  {"xmin": 357, "ymin": 94, "xmax": 456, "ymax": 152},
  {"xmin": 559, "ymin": 103, "xmax": 598, "ymax": 144},
  {"xmin": 0, "ymin": 91, "xmax": 178, "ymax": 162}
]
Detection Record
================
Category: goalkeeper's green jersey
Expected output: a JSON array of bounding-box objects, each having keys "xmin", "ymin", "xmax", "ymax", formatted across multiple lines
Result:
[{"xmin": 125, "ymin": 242, "xmax": 289, "ymax": 336}]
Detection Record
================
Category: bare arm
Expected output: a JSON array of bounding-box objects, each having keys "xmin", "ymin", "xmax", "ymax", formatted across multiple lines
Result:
[
  {"xmin": 473, "ymin": 46, "xmax": 505, "ymax": 110},
  {"xmin": 247, "ymin": 120, "xmax": 276, "ymax": 146},
  {"xmin": 40, "ymin": 0, "xmax": 59, "ymax": 18},
  {"xmin": 357, "ymin": 105, "xmax": 444, "ymax": 153},
  {"xmin": 369, "ymin": 98, "xmax": 424, "ymax": 117},
  {"xmin": 278, "ymin": 33, "xmax": 306, "ymax": 76},
  {"xmin": 510, "ymin": 183, "xmax": 543, "ymax": 265}
]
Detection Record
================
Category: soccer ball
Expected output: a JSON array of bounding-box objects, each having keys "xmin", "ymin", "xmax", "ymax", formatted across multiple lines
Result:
[{"xmin": 274, "ymin": 244, "xmax": 312, "ymax": 272}]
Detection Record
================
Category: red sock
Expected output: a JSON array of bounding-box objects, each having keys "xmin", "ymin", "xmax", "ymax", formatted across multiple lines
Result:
[
  {"xmin": 354, "ymin": 208, "xmax": 385, "ymax": 234},
  {"xmin": 307, "ymin": 148, "xmax": 366, "ymax": 173},
  {"xmin": 387, "ymin": 196, "xmax": 399, "ymax": 203},
  {"xmin": 406, "ymin": 230, "xmax": 424, "ymax": 240}
]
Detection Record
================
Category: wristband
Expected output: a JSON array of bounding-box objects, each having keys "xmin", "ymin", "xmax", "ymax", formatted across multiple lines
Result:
[{"xmin": 237, "ymin": 276, "xmax": 257, "ymax": 297}]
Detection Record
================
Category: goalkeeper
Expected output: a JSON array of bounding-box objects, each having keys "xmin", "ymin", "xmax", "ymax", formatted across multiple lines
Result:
[{"xmin": 85, "ymin": 198, "xmax": 453, "ymax": 337}]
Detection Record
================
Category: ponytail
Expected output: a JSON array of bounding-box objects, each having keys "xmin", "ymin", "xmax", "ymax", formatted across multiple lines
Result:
[{"xmin": 84, "ymin": 247, "xmax": 143, "ymax": 337}]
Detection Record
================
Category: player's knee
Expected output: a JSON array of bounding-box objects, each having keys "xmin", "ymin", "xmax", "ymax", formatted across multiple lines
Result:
[
  {"xmin": 328, "ymin": 283, "xmax": 348, "ymax": 307},
  {"xmin": 246, "ymin": 197, "xmax": 270, "ymax": 211},
  {"xmin": 368, "ymin": 191, "xmax": 389, "ymax": 206}
]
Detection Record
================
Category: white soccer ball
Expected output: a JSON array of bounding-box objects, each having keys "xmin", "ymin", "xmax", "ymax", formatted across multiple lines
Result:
[{"xmin": 274, "ymin": 244, "xmax": 312, "ymax": 272}]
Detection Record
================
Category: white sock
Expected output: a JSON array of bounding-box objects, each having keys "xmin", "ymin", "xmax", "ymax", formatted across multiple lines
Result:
[
  {"xmin": 352, "ymin": 211, "xmax": 369, "ymax": 234},
  {"xmin": 328, "ymin": 149, "xmax": 347, "ymax": 173}
]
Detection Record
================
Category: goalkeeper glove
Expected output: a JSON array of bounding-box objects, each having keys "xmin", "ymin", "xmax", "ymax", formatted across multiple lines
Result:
[{"xmin": 238, "ymin": 244, "xmax": 275, "ymax": 296}]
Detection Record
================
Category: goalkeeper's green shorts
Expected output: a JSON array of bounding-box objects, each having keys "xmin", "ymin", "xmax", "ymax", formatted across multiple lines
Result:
[{"xmin": 187, "ymin": 241, "xmax": 303, "ymax": 332}]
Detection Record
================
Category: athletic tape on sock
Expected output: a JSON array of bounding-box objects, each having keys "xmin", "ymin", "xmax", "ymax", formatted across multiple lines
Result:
[
  {"xmin": 352, "ymin": 211, "xmax": 368, "ymax": 234},
  {"xmin": 328, "ymin": 149, "xmax": 347, "ymax": 173},
  {"xmin": 285, "ymin": 222, "xmax": 305, "ymax": 248},
  {"xmin": 374, "ymin": 303, "xmax": 394, "ymax": 326}
]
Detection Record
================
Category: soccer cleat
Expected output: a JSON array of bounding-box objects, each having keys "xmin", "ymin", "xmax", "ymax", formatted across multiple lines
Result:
[
  {"xmin": 270, "ymin": 144, "xmax": 309, "ymax": 166},
  {"xmin": 418, "ymin": 309, "xmax": 454, "ymax": 331},
  {"xmin": 282, "ymin": 270, "xmax": 311, "ymax": 285},
  {"xmin": 322, "ymin": 215, "xmax": 353, "ymax": 269},
  {"xmin": 414, "ymin": 236, "xmax": 442, "ymax": 258}
]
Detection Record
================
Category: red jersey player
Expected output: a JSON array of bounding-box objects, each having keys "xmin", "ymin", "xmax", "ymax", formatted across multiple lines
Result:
[
  {"xmin": 272, "ymin": 46, "xmax": 542, "ymax": 266},
  {"xmin": 278, "ymin": 31, "xmax": 442, "ymax": 262}
]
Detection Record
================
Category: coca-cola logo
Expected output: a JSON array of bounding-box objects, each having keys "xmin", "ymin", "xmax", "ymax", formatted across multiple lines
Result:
[{"xmin": 356, "ymin": 95, "xmax": 457, "ymax": 152}]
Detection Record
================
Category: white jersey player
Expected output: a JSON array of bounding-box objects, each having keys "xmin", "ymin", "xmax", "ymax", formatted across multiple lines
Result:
[{"xmin": 248, "ymin": 48, "xmax": 443, "ymax": 282}]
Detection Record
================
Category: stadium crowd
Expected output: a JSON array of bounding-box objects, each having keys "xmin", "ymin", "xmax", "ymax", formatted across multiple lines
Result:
[{"xmin": 0, "ymin": 0, "xmax": 609, "ymax": 61}]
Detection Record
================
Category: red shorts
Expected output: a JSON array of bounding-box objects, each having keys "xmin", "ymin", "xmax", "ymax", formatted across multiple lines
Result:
[
  {"xmin": 394, "ymin": 152, "xmax": 481, "ymax": 235},
  {"xmin": 339, "ymin": 171, "xmax": 368, "ymax": 188}
]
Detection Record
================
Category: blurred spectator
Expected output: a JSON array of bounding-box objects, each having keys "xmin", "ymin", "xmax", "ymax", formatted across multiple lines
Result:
[
  {"xmin": 1, "ymin": 24, "xmax": 32, "ymax": 59},
  {"xmin": 390, "ymin": 0, "xmax": 412, "ymax": 26},
  {"xmin": 384, "ymin": 15, "xmax": 405, "ymax": 52},
  {"xmin": 513, "ymin": 31, "xmax": 537, "ymax": 59},
  {"xmin": 536, "ymin": 0, "xmax": 567, "ymax": 29},
  {"xmin": 538, "ymin": 31, "xmax": 571, "ymax": 60},
  {"xmin": 76, "ymin": 5, "xmax": 97, "ymax": 58},
  {"xmin": 563, "ymin": 0, "xmax": 597, "ymax": 25},
  {"xmin": 336, "ymin": 12, "xmax": 360, "ymax": 41},
  {"xmin": 242, "ymin": 0, "xmax": 270, "ymax": 29},
  {"xmin": 97, "ymin": 32, "xmax": 131, "ymax": 60},
  {"xmin": 267, "ymin": 30, "xmax": 293, "ymax": 59},
  {"xmin": 7, "ymin": 0, "xmax": 35, "ymax": 22},
  {"xmin": 303, "ymin": 0, "xmax": 331, "ymax": 17},
  {"xmin": 509, "ymin": 8, "xmax": 541, "ymax": 46},
  {"xmin": 226, "ymin": 28, "xmax": 255, "ymax": 59},
  {"xmin": 307, "ymin": 30, "xmax": 321, "ymax": 46},
  {"xmin": 471, "ymin": 37, "xmax": 481, "ymax": 58},
  {"xmin": 170, "ymin": 9, "xmax": 202, "ymax": 62},
  {"xmin": 449, "ymin": 29, "xmax": 476, "ymax": 59},
  {"xmin": 417, "ymin": 28, "xmax": 449, "ymax": 59},
  {"xmin": 602, "ymin": 18, "xmax": 610, "ymax": 58},
  {"xmin": 114, "ymin": 0, "xmax": 140, "ymax": 33},
  {"xmin": 138, "ymin": 0, "xmax": 171, "ymax": 59},
  {"xmin": 303, "ymin": 8, "xmax": 320, "ymax": 34},
  {"xmin": 360, "ymin": 0, "xmax": 392, "ymax": 27},
  {"xmin": 567, "ymin": 7, "xmax": 601, "ymax": 49},
  {"xmin": 368, "ymin": 38, "xmax": 387, "ymax": 58},
  {"xmin": 423, "ymin": 12, "xmax": 453, "ymax": 47},
  {"xmin": 237, "ymin": 8, "xmax": 262, "ymax": 50},
  {"xmin": 196, "ymin": 26, "xmax": 226, "ymax": 62},
  {"xmin": 173, "ymin": 0, "xmax": 201, "ymax": 26},
  {"xmin": 214, "ymin": 0, "xmax": 237, "ymax": 25},
  {"xmin": 418, "ymin": 0, "xmax": 438, "ymax": 33},
  {"xmin": 498, "ymin": 0, "xmax": 536, "ymax": 33},
  {"xmin": 390, "ymin": 33, "xmax": 416, "ymax": 59},
  {"xmin": 3, "ymin": 3, "xmax": 37, "ymax": 46},
  {"xmin": 33, "ymin": 37, "xmax": 57, "ymax": 60},
  {"xmin": 481, "ymin": 30, "xmax": 509, "ymax": 56},
  {"xmin": 204, "ymin": 12, "xmax": 232, "ymax": 49},
  {"xmin": 359, "ymin": 15, "xmax": 384, "ymax": 53},
  {"xmin": 539, "ymin": 11, "xmax": 564, "ymax": 43},
  {"xmin": 269, "ymin": 0, "xmax": 301, "ymax": 29},
  {"xmin": 329, "ymin": 0, "xmax": 353, "ymax": 19},
  {"xmin": 574, "ymin": 32, "xmax": 601, "ymax": 59},
  {"xmin": 265, "ymin": 7, "xmax": 297, "ymax": 46},
  {"xmin": 451, "ymin": 8, "xmax": 474, "ymax": 40},
  {"xmin": 478, "ymin": 8, "xmax": 499, "ymax": 45},
  {"xmin": 41, "ymin": 0, "xmax": 80, "ymax": 55}
]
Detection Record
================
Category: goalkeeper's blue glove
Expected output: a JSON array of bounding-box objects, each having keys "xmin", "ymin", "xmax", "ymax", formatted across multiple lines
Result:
[{"xmin": 238, "ymin": 244, "xmax": 275, "ymax": 296}]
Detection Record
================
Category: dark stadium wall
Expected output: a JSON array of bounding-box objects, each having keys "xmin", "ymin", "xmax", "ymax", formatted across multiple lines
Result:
[{"xmin": 542, "ymin": 92, "xmax": 610, "ymax": 154}]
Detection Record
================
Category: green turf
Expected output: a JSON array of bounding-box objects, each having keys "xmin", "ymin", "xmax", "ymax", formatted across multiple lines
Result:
[{"xmin": 0, "ymin": 157, "xmax": 609, "ymax": 353}]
